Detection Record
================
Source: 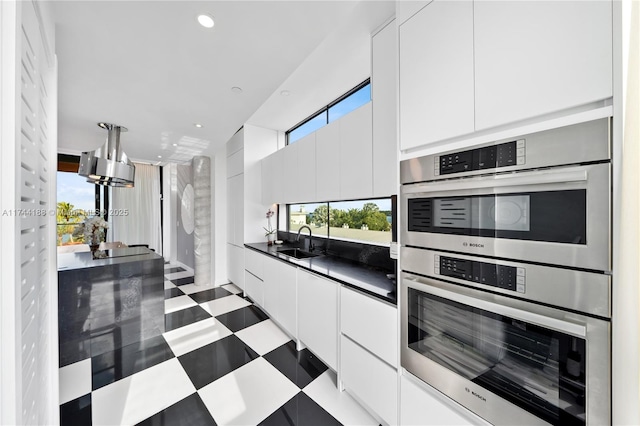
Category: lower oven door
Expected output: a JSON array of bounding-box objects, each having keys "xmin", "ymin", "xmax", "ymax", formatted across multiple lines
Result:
[{"xmin": 401, "ymin": 273, "xmax": 610, "ymax": 426}]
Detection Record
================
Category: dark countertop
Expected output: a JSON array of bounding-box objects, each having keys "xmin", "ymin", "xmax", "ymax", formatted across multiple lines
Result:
[
  {"xmin": 58, "ymin": 247, "xmax": 163, "ymax": 271},
  {"xmin": 245, "ymin": 243, "xmax": 397, "ymax": 305}
]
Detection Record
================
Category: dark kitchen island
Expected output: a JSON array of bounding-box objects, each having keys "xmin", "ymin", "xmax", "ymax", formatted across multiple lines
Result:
[{"xmin": 58, "ymin": 247, "xmax": 165, "ymax": 367}]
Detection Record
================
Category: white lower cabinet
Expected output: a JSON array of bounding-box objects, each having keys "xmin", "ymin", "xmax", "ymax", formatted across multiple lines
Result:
[
  {"xmin": 400, "ymin": 373, "xmax": 484, "ymax": 425},
  {"xmin": 262, "ymin": 256, "xmax": 297, "ymax": 338},
  {"xmin": 341, "ymin": 335, "xmax": 398, "ymax": 425},
  {"xmin": 297, "ymin": 269, "xmax": 338, "ymax": 371},
  {"xmin": 227, "ymin": 244, "xmax": 244, "ymax": 290},
  {"xmin": 244, "ymin": 271, "xmax": 263, "ymax": 308}
]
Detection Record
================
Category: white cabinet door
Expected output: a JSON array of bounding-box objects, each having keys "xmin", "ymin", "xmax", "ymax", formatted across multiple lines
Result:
[
  {"xmin": 244, "ymin": 249, "xmax": 264, "ymax": 279},
  {"xmin": 372, "ymin": 21, "xmax": 398, "ymax": 198},
  {"xmin": 400, "ymin": 374, "xmax": 483, "ymax": 425},
  {"xmin": 396, "ymin": 0, "xmax": 432, "ymax": 26},
  {"xmin": 399, "ymin": 0, "xmax": 474, "ymax": 150},
  {"xmin": 315, "ymin": 119, "xmax": 341, "ymax": 202},
  {"xmin": 298, "ymin": 270, "xmax": 338, "ymax": 370},
  {"xmin": 295, "ymin": 133, "xmax": 316, "ymax": 203},
  {"xmin": 262, "ymin": 150, "xmax": 284, "ymax": 205},
  {"xmin": 227, "ymin": 244, "xmax": 244, "ymax": 289},
  {"xmin": 227, "ymin": 173, "xmax": 244, "ymax": 246},
  {"xmin": 474, "ymin": 1, "xmax": 612, "ymax": 130},
  {"xmin": 244, "ymin": 270, "xmax": 264, "ymax": 308},
  {"xmin": 340, "ymin": 102, "xmax": 373, "ymax": 200},
  {"xmin": 341, "ymin": 335, "xmax": 398, "ymax": 425},
  {"xmin": 282, "ymin": 142, "xmax": 298, "ymax": 204},
  {"xmin": 262, "ymin": 256, "xmax": 297, "ymax": 338},
  {"xmin": 226, "ymin": 148, "xmax": 244, "ymax": 178},
  {"xmin": 340, "ymin": 286, "xmax": 398, "ymax": 367}
]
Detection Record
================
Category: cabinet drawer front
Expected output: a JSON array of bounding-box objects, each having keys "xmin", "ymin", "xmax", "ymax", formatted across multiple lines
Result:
[
  {"xmin": 298, "ymin": 270, "xmax": 338, "ymax": 370},
  {"xmin": 340, "ymin": 287, "xmax": 398, "ymax": 367},
  {"xmin": 341, "ymin": 336, "xmax": 398, "ymax": 425},
  {"xmin": 245, "ymin": 249, "xmax": 264, "ymax": 279},
  {"xmin": 244, "ymin": 270, "xmax": 263, "ymax": 308}
]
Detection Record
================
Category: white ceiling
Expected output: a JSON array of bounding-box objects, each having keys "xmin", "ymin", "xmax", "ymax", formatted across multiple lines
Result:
[{"xmin": 52, "ymin": 1, "xmax": 395, "ymax": 164}]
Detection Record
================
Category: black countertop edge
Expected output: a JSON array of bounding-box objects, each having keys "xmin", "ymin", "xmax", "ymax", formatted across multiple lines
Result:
[
  {"xmin": 58, "ymin": 249, "xmax": 163, "ymax": 271},
  {"xmin": 245, "ymin": 243, "xmax": 397, "ymax": 305}
]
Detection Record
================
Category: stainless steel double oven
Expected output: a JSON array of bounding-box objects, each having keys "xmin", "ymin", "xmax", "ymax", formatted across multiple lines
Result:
[{"xmin": 400, "ymin": 119, "xmax": 612, "ymax": 425}]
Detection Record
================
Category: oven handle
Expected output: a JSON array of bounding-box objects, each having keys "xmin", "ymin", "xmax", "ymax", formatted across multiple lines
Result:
[
  {"xmin": 401, "ymin": 167, "xmax": 588, "ymax": 195},
  {"xmin": 403, "ymin": 274, "xmax": 587, "ymax": 338}
]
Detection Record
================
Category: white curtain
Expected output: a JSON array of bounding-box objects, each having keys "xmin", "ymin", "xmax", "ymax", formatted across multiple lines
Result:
[{"xmin": 110, "ymin": 163, "xmax": 162, "ymax": 253}]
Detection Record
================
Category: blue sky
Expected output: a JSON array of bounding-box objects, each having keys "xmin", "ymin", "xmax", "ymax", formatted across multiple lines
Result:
[{"xmin": 57, "ymin": 172, "xmax": 95, "ymax": 212}]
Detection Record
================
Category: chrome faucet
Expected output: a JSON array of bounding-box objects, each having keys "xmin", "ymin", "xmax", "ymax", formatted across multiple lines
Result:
[{"xmin": 296, "ymin": 225, "xmax": 314, "ymax": 251}]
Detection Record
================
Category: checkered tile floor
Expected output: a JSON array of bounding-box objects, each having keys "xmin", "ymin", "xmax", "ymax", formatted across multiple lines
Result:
[{"xmin": 59, "ymin": 263, "xmax": 378, "ymax": 425}]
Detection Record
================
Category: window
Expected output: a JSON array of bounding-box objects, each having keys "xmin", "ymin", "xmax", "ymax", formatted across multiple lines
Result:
[
  {"xmin": 286, "ymin": 79, "xmax": 371, "ymax": 145},
  {"xmin": 288, "ymin": 198, "xmax": 392, "ymax": 245},
  {"xmin": 56, "ymin": 171, "xmax": 97, "ymax": 246}
]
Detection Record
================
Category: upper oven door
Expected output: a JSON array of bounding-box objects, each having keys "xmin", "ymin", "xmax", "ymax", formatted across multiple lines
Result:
[{"xmin": 400, "ymin": 163, "xmax": 611, "ymax": 271}]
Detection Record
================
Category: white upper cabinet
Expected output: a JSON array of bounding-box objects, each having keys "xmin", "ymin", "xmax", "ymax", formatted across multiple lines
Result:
[
  {"xmin": 339, "ymin": 103, "xmax": 373, "ymax": 200},
  {"xmin": 296, "ymin": 133, "xmax": 317, "ymax": 202},
  {"xmin": 261, "ymin": 149, "xmax": 284, "ymax": 206},
  {"xmin": 399, "ymin": 0, "xmax": 475, "ymax": 150},
  {"xmin": 282, "ymin": 142, "xmax": 298, "ymax": 205},
  {"xmin": 315, "ymin": 119, "xmax": 341, "ymax": 202},
  {"xmin": 372, "ymin": 20, "xmax": 398, "ymax": 198},
  {"xmin": 474, "ymin": 1, "xmax": 613, "ymax": 130}
]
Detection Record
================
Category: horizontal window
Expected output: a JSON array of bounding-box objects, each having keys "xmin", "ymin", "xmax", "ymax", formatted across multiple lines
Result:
[
  {"xmin": 288, "ymin": 198, "xmax": 392, "ymax": 245},
  {"xmin": 286, "ymin": 79, "xmax": 370, "ymax": 145}
]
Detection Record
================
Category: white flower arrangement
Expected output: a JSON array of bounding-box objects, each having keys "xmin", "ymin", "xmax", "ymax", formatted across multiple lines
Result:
[{"xmin": 73, "ymin": 216, "xmax": 109, "ymax": 246}]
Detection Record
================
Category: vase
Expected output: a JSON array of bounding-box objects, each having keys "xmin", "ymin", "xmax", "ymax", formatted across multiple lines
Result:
[{"xmin": 267, "ymin": 233, "xmax": 276, "ymax": 246}]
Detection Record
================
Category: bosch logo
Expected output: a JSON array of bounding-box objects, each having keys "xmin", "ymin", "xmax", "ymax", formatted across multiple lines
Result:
[{"xmin": 463, "ymin": 242, "xmax": 484, "ymax": 248}]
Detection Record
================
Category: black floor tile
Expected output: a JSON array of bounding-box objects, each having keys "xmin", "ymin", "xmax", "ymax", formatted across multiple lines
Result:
[
  {"xmin": 165, "ymin": 267, "xmax": 186, "ymax": 274},
  {"xmin": 259, "ymin": 392, "xmax": 342, "ymax": 426},
  {"xmin": 215, "ymin": 305, "xmax": 269, "ymax": 332},
  {"xmin": 189, "ymin": 287, "xmax": 232, "ymax": 304},
  {"xmin": 178, "ymin": 334, "xmax": 259, "ymax": 389},
  {"xmin": 263, "ymin": 341, "xmax": 328, "ymax": 389},
  {"xmin": 91, "ymin": 335, "xmax": 175, "ymax": 390},
  {"xmin": 171, "ymin": 276, "xmax": 195, "ymax": 286},
  {"xmin": 136, "ymin": 393, "xmax": 217, "ymax": 426},
  {"xmin": 165, "ymin": 288, "xmax": 185, "ymax": 299},
  {"xmin": 165, "ymin": 305, "xmax": 212, "ymax": 332},
  {"xmin": 60, "ymin": 394, "xmax": 92, "ymax": 426}
]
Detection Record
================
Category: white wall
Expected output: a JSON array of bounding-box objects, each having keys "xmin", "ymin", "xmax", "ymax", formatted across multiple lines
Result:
[
  {"xmin": 214, "ymin": 147, "xmax": 227, "ymax": 285},
  {"xmin": 1, "ymin": 1, "xmax": 58, "ymax": 423}
]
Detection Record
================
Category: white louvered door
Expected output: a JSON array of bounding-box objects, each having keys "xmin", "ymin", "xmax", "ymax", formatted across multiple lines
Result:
[{"xmin": 1, "ymin": 1, "xmax": 58, "ymax": 424}]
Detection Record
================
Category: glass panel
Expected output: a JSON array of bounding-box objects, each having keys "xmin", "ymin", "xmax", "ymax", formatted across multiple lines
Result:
[
  {"xmin": 327, "ymin": 199, "xmax": 392, "ymax": 245},
  {"xmin": 408, "ymin": 288, "xmax": 586, "ymax": 425},
  {"xmin": 57, "ymin": 171, "xmax": 96, "ymax": 246},
  {"xmin": 407, "ymin": 190, "xmax": 586, "ymax": 244},
  {"xmin": 288, "ymin": 112, "xmax": 327, "ymax": 144},
  {"xmin": 328, "ymin": 83, "xmax": 371, "ymax": 122},
  {"xmin": 289, "ymin": 203, "xmax": 328, "ymax": 236}
]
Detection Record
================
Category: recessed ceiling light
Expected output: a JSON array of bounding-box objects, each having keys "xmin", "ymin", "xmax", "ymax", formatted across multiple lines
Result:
[
  {"xmin": 280, "ymin": 90, "xmax": 291, "ymax": 96},
  {"xmin": 157, "ymin": 155, "xmax": 162, "ymax": 158},
  {"xmin": 231, "ymin": 86, "xmax": 243, "ymax": 94},
  {"xmin": 172, "ymin": 143, "xmax": 178, "ymax": 147},
  {"xmin": 194, "ymin": 123, "xmax": 203, "ymax": 128},
  {"xmin": 197, "ymin": 14, "xmax": 215, "ymax": 29}
]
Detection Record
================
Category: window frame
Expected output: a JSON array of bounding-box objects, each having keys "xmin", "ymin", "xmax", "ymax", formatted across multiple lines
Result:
[{"xmin": 285, "ymin": 79, "xmax": 371, "ymax": 146}]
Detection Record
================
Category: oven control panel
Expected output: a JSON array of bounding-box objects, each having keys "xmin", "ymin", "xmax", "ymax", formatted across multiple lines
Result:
[
  {"xmin": 435, "ymin": 139, "xmax": 525, "ymax": 176},
  {"xmin": 435, "ymin": 255, "xmax": 525, "ymax": 293}
]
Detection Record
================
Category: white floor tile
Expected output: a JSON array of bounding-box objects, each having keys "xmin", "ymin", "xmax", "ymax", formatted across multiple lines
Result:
[
  {"xmin": 164, "ymin": 263, "xmax": 176, "ymax": 270},
  {"xmin": 198, "ymin": 357, "xmax": 299, "ymax": 426},
  {"xmin": 163, "ymin": 317, "xmax": 233, "ymax": 356},
  {"xmin": 164, "ymin": 280, "xmax": 176, "ymax": 290},
  {"xmin": 178, "ymin": 283, "xmax": 215, "ymax": 295},
  {"xmin": 165, "ymin": 295, "xmax": 198, "ymax": 314},
  {"xmin": 59, "ymin": 359, "xmax": 92, "ymax": 404},
  {"xmin": 303, "ymin": 370, "xmax": 378, "ymax": 426},
  {"xmin": 199, "ymin": 295, "xmax": 250, "ymax": 317},
  {"xmin": 222, "ymin": 283, "xmax": 242, "ymax": 295},
  {"xmin": 165, "ymin": 270, "xmax": 195, "ymax": 280},
  {"xmin": 91, "ymin": 358, "xmax": 195, "ymax": 426},
  {"xmin": 235, "ymin": 319, "xmax": 291, "ymax": 356}
]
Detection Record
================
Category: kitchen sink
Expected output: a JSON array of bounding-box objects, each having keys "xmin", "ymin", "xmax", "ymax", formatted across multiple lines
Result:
[{"xmin": 276, "ymin": 248, "xmax": 320, "ymax": 259}]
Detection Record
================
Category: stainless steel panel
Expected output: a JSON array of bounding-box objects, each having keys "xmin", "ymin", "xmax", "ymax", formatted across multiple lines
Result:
[
  {"xmin": 401, "ymin": 247, "xmax": 611, "ymax": 318},
  {"xmin": 401, "ymin": 163, "xmax": 611, "ymax": 271},
  {"xmin": 401, "ymin": 274, "xmax": 611, "ymax": 426},
  {"xmin": 401, "ymin": 118, "xmax": 610, "ymax": 184}
]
